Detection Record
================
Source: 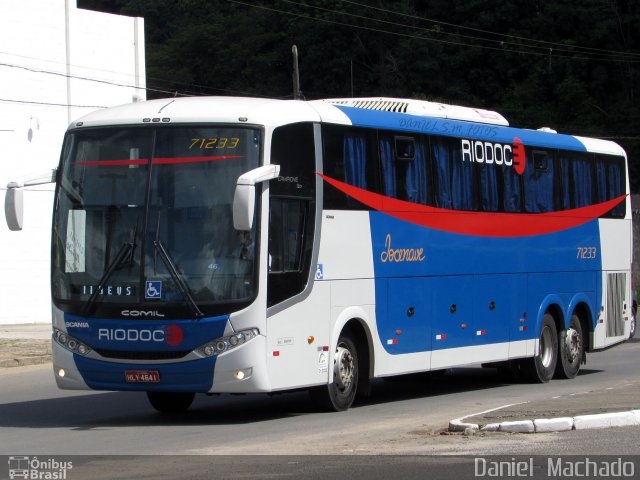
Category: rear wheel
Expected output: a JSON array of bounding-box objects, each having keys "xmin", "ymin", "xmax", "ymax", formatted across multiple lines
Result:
[
  {"xmin": 309, "ymin": 334, "xmax": 359, "ymax": 412},
  {"xmin": 555, "ymin": 314, "xmax": 584, "ymax": 379},
  {"xmin": 146, "ymin": 392, "xmax": 195, "ymax": 413},
  {"xmin": 520, "ymin": 314, "xmax": 558, "ymax": 383}
]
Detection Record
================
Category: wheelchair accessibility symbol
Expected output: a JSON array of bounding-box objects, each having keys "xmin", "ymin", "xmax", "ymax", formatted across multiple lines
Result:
[{"xmin": 145, "ymin": 281, "xmax": 162, "ymax": 299}]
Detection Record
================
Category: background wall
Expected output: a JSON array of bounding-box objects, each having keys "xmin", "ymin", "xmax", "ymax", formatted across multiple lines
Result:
[{"xmin": 0, "ymin": 0, "xmax": 145, "ymax": 324}]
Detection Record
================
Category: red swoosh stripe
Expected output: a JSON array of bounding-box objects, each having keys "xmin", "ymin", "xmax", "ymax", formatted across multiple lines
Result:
[
  {"xmin": 73, "ymin": 155, "xmax": 243, "ymax": 166},
  {"xmin": 319, "ymin": 173, "xmax": 627, "ymax": 238}
]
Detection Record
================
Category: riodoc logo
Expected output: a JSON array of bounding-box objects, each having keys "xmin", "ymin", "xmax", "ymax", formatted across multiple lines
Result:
[
  {"xmin": 98, "ymin": 325, "xmax": 184, "ymax": 346},
  {"xmin": 461, "ymin": 137, "xmax": 526, "ymax": 175},
  {"xmin": 164, "ymin": 325, "xmax": 183, "ymax": 346}
]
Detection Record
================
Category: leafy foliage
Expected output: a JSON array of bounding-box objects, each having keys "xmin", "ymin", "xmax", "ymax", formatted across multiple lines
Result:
[{"xmin": 79, "ymin": 0, "xmax": 640, "ymax": 190}]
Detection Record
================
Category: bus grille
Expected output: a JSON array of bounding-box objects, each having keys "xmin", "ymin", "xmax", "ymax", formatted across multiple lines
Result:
[
  {"xmin": 606, "ymin": 272, "xmax": 626, "ymax": 337},
  {"xmin": 95, "ymin": 349, "xmax": 191, "ymax": 360}
]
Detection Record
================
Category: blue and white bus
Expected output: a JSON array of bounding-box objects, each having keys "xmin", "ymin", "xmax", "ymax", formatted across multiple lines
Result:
[{"xmin": 7, "ymin": 96, "xmax": 632, "ymax": 412}]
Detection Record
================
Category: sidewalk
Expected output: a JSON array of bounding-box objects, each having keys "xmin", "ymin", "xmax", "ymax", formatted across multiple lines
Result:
[
  {"xmin": 450, "ymin": 380, "xmax": 640, "ymax": 434},
  {"xmin": 0, "ymin": 323, "xmax": 52, "ymax": 368}
]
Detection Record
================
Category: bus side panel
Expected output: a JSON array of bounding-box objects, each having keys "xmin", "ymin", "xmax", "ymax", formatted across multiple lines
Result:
[
  {"xmin": 473, "ymin": 274, "xmax": 527, "ymax": 356},
  {"xmin": 594, "ymin": 217, "xmax": 633, "ymax": 348},
  {"xmin": 265, "ymin": 281, "xmax": 332, "ymax": 391},
  {"xmin": 527, "ymin": 271, "xmax": 597, "ymax": 332}
]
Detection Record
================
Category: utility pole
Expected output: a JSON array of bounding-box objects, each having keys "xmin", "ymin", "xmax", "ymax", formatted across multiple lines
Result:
[{"xmin": 292, "ymin": 45, "xmax": 301, "ymax": 100}]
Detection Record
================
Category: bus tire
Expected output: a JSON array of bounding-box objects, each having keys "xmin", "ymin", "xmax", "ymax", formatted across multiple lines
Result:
[
  {"xmin": 555, "ymin": 314, "xmax": 584, "ymax": 379},
  {"xmin": 309, "ymin": 334, "xmax": 358, "ymax": 412},
  {"xmin": 146, "ymin": 391, "xmax": 195, "ymax": 413},
  {"xmin": 520, "ymin": 314, "xmax": 558, "ymax": 383}
]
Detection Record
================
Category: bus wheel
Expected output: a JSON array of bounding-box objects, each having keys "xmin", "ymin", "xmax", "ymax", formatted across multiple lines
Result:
[
  {"xmin": 555, "ymin": 314, "xmax": 584, "ymax": 379},
  {"xmin": 520, "ymin": 314, "xmax": 558, "ymax": 383},
  {"xmin": 146, "ymin": 391, "xmax": 195, "ymax": 413},
  {"xmin": 309, "ymin": 334, "xmax": 358, "ymax": 412}
]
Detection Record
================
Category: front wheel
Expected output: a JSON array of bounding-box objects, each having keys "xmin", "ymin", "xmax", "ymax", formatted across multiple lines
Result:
[
  {"xmin": 146, "ymin": 391, "xmax": 195, "ymax": 413},
  {"xmin": 520, "ymin": 314, "xmax": 558, "ymax": 383},
  {"xmin": 554, "ymin": 314, "xmax": 584, "ymax": 379},
  {"xmin": 309, "ymin": 335, "xmax": 359, "ymax": 412}
]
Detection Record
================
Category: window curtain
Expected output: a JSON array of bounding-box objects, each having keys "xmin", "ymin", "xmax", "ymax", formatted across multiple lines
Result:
[
  {"xmin": 451, "ymin": 145, "xmax": 475, "ymax": 210},
  {"xmin": 432, "ymin": 138, "xmax": 452, "ymax": 209},
  {"xmin": 558, "ymin": 156, "xmax": 571, "ymax": 210},
  {"xmin": 343, "ymin": 133, "xmax": 367, "ymax": 189},
  {"xmin": 379, "ymin": 135, "xmax": 395, "ymax": 197},
  {"xmin": 524, "ymin": 156, "xmax": 554, "ymax": 213},
  {"xmin": 572, "ymin": 157, "xmax": 592, "ymax": 208},
  {"xmin": 405, "ymin": 142, "xmax": 428, "ymax": 204},
  {"xmin": 502, "ymin": 167, "xmax": 522, "ymax": 212},
  {"xmin": 480, "ymin": 165, "xmax": 498, "ymax": 212}
]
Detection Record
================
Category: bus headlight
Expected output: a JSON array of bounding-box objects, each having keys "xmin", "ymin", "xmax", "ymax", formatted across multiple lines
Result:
[
  {"xmin": 197, "ymin": 328, "xmax": 259, "ymax": 357},
  {"xmin": 53, "ymin": 328, "xmax": 92, "ymax": 356}
]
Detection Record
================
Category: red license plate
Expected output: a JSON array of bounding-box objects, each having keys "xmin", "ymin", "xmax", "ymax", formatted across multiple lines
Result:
[{"xmin": 125, "ymin": 370, "xmax": 160, "ymax": 383}]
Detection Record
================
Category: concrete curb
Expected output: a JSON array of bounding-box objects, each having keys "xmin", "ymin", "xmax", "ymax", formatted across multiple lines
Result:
[
  {"xmin": 449, "ymin": 402, "xmax": 528, "ymax": 432},
  {"xmin": 0, "ymin": 355, "xmax": 51, "ymax": 369},
  {"xmin": 449, "ymin": 403, "xmax": 640, "ymax": 434}
]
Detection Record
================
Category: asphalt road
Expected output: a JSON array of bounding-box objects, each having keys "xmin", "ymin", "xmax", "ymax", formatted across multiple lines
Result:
[{"xmin": 1, "ymin": 338, "xmax": 639, "ymax": 461}]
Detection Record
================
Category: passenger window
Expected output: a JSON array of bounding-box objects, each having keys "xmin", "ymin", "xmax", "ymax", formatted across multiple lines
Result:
[
  {"xmin": 380, "ymin": 133, "xmax": 429, "ymax": 204},
  {"xmin": 523, "ymin": 149, "xmax": 554, "ymax": 213}
]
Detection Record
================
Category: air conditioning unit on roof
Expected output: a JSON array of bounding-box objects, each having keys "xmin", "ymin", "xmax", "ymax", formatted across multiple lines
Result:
[{"xmin": 323, "ymin": 97, "xmax": 509, "ymax": 126}]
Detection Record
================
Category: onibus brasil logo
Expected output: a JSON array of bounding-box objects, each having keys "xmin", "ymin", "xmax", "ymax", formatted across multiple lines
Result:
[{"xmin": 8, "ymin": 456, "xmax": 73, "ymax": 479}]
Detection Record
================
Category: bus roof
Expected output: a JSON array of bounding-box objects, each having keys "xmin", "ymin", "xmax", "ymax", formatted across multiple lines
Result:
[{"xmin": 69, "ymin": 96, "xmax": 625, "ymax": 157}]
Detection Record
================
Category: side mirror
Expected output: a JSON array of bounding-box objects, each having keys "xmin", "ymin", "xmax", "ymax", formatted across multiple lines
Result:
[
  {"xmin": 5, "ymin": 182, "xmax": 24, "ymax": 231},
  {"xmin": 233, "ymin": 164, "xmax": 280, "ymax": 230},
  {"xmin": 4, "ymin": 169, "xmax": 57, "ymax": 231}
]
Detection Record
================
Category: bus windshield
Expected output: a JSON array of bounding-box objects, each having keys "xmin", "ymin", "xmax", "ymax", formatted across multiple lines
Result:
[{"xmin": 52, "ymin": 126, "xmax": 262, "ymax": 316}]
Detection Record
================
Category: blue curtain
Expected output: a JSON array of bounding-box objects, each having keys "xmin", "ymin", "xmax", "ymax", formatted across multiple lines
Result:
[
  {"xmin": 558, "ymin": 156, "xmax": 571, "ymax": 210},
  {"xmin": 524, "ymin": 155, "xmax": 554, "ymax": 213},
  {"xmin": 432, "ymin": 138, "xmax": 452, "ymax": 209},
  {"xmin": 596, "ymin": 160, "xmax": 607, "ymax": 204},
  {"xmin": 502, "ymin": 166, "xmax": 522, "ymax": 212},
  {"xmin": 608, "ymin": 163, "xmax": 622, "ymax": 199},
  {"xmin": 406, "ymin": 142, "xmax": 428, "ymax": 204},
  {"xmin": 572, "ymin": 157, "xmax": 592, "ymax": 208},
  {"xmin": 609, "ymin": 162, "xmax": 624, "ymax": 217},
  {"xmin": 451, "ymin": 146, "xmax": 475, "ymax": 210},
  {"xmin": 480, "ymin": 165, "xmax": 499, "ymax": 212},
  {"xmin": 379, "ymin": 135, "xmax": 395, "ymax": 197},
  {"xmin": 343, "ymin": 133, "xmax": 367, "ymax": 189}
]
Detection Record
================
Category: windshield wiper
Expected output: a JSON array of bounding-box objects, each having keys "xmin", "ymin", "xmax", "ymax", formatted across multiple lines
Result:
[
  {"xmin": 153, "ymin": 239, "xmax": 204, "ymax": 318},
  {"xmin": 82, "ymin": 222, "xmax": 138, "ymax": 315},
  {"xmin": 82, "ymin": 241, "xmax": 134, "ymax": 316}
]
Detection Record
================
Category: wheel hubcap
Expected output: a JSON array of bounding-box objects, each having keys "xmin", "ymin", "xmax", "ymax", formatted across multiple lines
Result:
[
  {"xmin": 539, "ymin": 326, "xmax": 554, "ymax": 368},
  {"xmin": 334, "ymin": 345, "xmax": 354, "ymax": 392},
  {"xmin": 565, "ymin": 328, "xmax": 581, "ymax": 363}
]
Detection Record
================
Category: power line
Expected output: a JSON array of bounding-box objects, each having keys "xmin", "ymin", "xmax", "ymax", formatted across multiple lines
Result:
[
  {"xmin": 0, "ymin": 61, "xmax": 187, "ymax": 97},
  {"xmin": 0, "ymin": 56, "xmax": 281, "ymax": 99},
  {"xmin": 0, "ymin": 98, "xmax": 108, "ymax": 109},
  {"xmin": 226, "ymin": 0, "xmax": 640, "ymax": 63},
  {"xmin": 336, "ymin": 0, "xmax": 640, "ymax": 60},
  {"xmin": 280, "ymin": 0, "xmax": 639, "ymax": 61}
]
